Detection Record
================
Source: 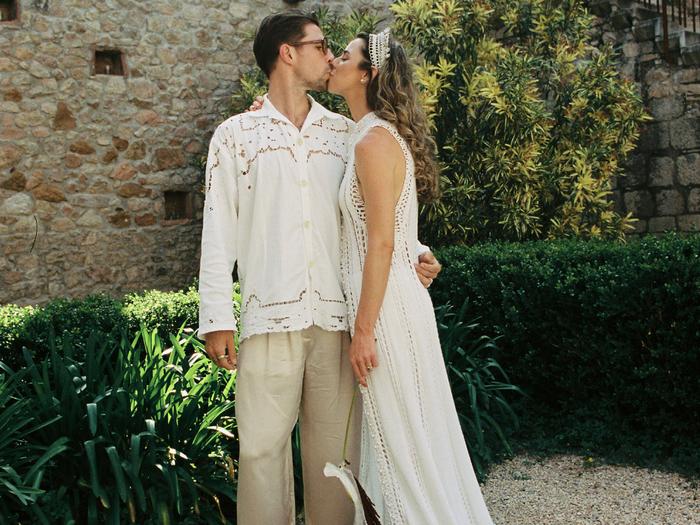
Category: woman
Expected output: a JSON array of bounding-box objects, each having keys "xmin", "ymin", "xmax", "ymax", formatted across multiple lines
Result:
[{"xmin": 327, "ymin": 29, "xmax": 494, "ymax": 524}]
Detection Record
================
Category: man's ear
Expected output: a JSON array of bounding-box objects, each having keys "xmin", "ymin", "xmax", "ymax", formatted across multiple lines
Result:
[{"xmin": 278, "ymin": 43, "xmax": 294, "ymax": 67}]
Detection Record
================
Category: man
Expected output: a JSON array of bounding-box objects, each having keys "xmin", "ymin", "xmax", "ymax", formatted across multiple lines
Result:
[{"xmin": 197, "ymin": 11, "xmax": 441, "ymax": 525}]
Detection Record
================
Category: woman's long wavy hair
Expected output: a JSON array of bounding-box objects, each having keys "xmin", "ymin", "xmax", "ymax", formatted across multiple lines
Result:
[{"xmin": 358, "ymin": 32, "xmax": 440, "ymax": 203}]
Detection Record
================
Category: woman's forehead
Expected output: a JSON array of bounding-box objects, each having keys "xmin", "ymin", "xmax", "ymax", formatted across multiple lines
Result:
[{"xmin": 346, "ymin": 38, "xmax": 365, "ymax": 53}]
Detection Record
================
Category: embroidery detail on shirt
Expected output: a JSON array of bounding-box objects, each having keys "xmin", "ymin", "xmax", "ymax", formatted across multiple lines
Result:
[
  {"xmin": 245, "ymin": 289, "xmax": 307, "ymax": 309},
  {"xmin": 311, "ymin": 120, "xmax": 352, "ymax": 133},
  {"xmin": 240, "ymin": 120, "xmax": 269, "ymax": 132},
  {"xmin": 307, "ymin": 148, "xmax": 344, "ymax": 162},
  {"xmin": 207, "ymin": 148, "xmax": 221, "ymax": 192},
  {"xmin": 314, "ymin": 290, "xmax": 345, "ymax": 304},
  {"xmin": 242, "ymin": 145, "xmax": 298, "ymax": 175}
]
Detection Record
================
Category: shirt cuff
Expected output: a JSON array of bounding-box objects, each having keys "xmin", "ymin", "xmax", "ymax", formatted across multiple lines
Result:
[
  {"xmin": 416, "ymin": 243, "xmax": 431, "ymax": 258},
  {"xmin": 196, "ymin": 321, "xmax": 238, "ymax": 340}
]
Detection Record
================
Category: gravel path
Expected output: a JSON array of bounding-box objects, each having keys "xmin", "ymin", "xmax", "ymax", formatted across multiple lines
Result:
[{"xmin": 481, "ymin": 454, "xmax": 699, "ymax": 525}]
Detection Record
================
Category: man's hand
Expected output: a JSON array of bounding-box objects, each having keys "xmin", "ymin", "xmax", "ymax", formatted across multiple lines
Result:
[
  {"xmin": 247, "ymin": 95, "xmax": 264, "ymax": 112},
  {"xmin": 415, "ymin": 251, "xmax": 442, "ymax": 288},
  {"xmin": 204, "ymin": 330, "xmax": 237, "ymax": 371}
]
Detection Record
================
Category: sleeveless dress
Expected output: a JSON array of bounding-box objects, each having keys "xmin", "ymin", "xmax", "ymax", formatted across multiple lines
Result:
[{"xmin": 338, "ymin": 112, "xmax": 495, "ymax": 525}]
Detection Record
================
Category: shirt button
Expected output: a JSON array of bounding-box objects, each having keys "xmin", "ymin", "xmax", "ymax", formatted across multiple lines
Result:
[
  {"xmin": 304, "ymin": 220, "xmax": 311, "ymax": 229},
  {"xmin": 297, "ymin": 137, "xmax": 303, "ymax": 146},
  {"xmin": 308, "ymin": 261, "xmax": 315, "ymax": 268},
  {"xmin": 300, "ymin": 180, "xmax": 308, "ymax": 187}
]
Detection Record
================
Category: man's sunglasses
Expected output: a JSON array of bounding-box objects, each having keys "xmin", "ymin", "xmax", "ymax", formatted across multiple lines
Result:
[{"xmin": 289, "ymin": 38, "xmax": 329, "ymax": 54}]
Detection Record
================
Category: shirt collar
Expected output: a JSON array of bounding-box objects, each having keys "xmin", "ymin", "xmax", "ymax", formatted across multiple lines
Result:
[{"xmin": 248, "ymin": 93, "xmax": 345, "ymax": 127}]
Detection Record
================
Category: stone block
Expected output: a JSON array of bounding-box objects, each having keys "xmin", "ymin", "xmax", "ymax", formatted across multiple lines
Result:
[
  {"xmin": 4, "ymin": 88, "xmax": 22, "ymax": 102},
  {"xmin": 154, "ymin": 148, "xmax": 186, "ymax": 171},
  {"xmin": 687, "ymin": 189, "xmax": 700, "ymax": 212},
  {"xmin": 53, "ymin": 101, "xmax": 76, "ymax": 130},
  {"xmin": 632, "ymin": 218, "xmax": 648, "ymax": 234},
  {"xmin": 102, "ymin": 149, "xmax": 118, "ymax": 164},
  {"xmin": 669, "ymin": 118, "xmax": 700, "ymax": 150},
  {"xmin": 648, "ymin": 216, "xmax": 676, "ymax": 232},
  {"xmin": 0, "ymin": 144, "xmax": 22, "ymax": 170},
  {"xmin": 124, "ymin": 141, "xmax": 146, "ymax": 160},
  {"xmin": 69, "ymin": 140, "xmax": 96, "ymax": 155},
  {"xmin": 32, "ymin": 184, "xmax": 66, "ymax": 202},
  {"xmin": 76, "ymin": 209, "xmax": 104, "ymax": 227},
  {"xmin": 109, "ymin": 210, "xmax": 131, "ymax": 228},
  {"xmin": 65, "ymin": 154, "xmax": 83, "ymax": 169},
  {"xmin": 1, "ymin": 172, "xmax": 26, "ymax": 191},
  {"xmin": 637, "ymin": 121, "xmax": 670, "ymax": 152},
  {"xmin": 112, "ymin": 163, "xmax": 137, "ymax": 181},
  {"xmin": 624, "ymin": 190, "xmax": 655, "ymax": 218},
  {"xmin": 678, "ymin": 153, "xmax": 700, "ymax": 186},
  {"xmin": 678, "ymin": 214, "xmax": 700, "ymax": 231},
  {"xmin": 649, "ymin": 96, "xmax": 684, "ymax": 121},
  {"xmin": 648, "ymin": 157, "xmax": 675, "ymax": 187},
  {"xmin": 655, "ymin": 189, "xmax": 685, "ymax": 215},
  {"xmin": 112, "ymin": 136, "xmax": 129, "ymax": 151},
  {"xmin": 117, "ymin": 183, "xmax": 150, "ymax": 198},
  {"xmin": 50, "ymin": 217, "xmax": 76, "ymax": 232},
  {"xmin": 135, "ymin": 213, "xmax": 156, "ymax": 226},
  {"xmin": 0, "ymin": 193, "xmax": 34, "ymax": 215}
]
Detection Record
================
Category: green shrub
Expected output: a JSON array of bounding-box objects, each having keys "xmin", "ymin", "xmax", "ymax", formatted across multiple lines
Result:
[
  {"xmin": 1, "ymin": 285, "xmax": 242, "ymax": 368},
  {"xmin": 0, "ymin": 304, "xmax": 34, "ymax": 367},
  {"xmin": 1, "ymin": 295, "xmax": 125, "ymax": 369},
  {"xmin": 4, "ymin": 327, "xmax": 237, "ymax": 524},
  {"xmin": 431, "ymin": 233, "xmax": 700, "ymax": 441},
  {"xmin": 122, "ymin": 286, "xmax": 199, "ymax": 339},
  {"xmin": 123, "ymin": 283, "xmax": 241, "ymax": 340}
]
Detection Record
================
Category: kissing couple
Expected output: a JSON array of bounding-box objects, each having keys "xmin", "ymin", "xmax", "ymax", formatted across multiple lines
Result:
[{"xmin": 198, "ymin": 11, "xmax": 494, "ymax": 525}]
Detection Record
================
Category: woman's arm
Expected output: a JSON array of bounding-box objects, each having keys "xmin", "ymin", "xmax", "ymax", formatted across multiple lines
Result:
[{"xmin": 350, "ymin": 126, "xmax": 406, "ymax": 386}]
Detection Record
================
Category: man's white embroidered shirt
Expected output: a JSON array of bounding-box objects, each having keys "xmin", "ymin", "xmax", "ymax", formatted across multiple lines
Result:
[{"xmin": 198, "ymin": 95, "xmax": 353, "ymax": 341}]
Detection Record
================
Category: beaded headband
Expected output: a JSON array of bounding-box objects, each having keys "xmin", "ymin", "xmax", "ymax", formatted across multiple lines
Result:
[{"xmin": 368, "ymin": 28, "xmax": 391, "ymax": 70}]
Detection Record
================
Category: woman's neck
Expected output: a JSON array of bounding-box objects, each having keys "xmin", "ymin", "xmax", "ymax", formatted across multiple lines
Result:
[{"xmin": 344, "ymin": 89, "xmax": 373, "ymax": 123}]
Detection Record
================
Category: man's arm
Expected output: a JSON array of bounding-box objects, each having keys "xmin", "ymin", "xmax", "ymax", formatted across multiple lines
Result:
[{"xmin": 198, "ymin": 125, "xmax": 239, "ymax": 370}]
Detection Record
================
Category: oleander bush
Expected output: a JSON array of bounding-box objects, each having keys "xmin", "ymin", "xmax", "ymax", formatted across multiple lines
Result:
[
  {"xmin": 392, "ymin": 0, "xmax": 650, "ymax": 245},
  {"xmin": 431, "ymin": 233, "xmax": 700, "ymax": 443}
]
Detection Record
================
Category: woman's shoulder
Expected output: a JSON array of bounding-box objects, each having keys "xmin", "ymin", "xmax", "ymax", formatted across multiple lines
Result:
[{"xmin": 355, "ymin": 125, "xmax": 403, "ymax": 159}]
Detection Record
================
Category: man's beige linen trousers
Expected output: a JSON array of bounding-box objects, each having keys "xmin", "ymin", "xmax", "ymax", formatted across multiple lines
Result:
[{"xmin": 235, "ymin": 325, "xmax": 361, "ymax": 525}]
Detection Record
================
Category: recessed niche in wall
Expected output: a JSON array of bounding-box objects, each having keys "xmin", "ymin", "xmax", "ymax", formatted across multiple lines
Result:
[
  {"xmin": 164, "ymin": 191, "xmax": 192, "ymax": 221},
  {"xmin": 93, "ymin": 49, "xmax": 125, "ymax": 76},
  {"xmin": 0, "ymin": 0, "xmax": 18, "ymax": 22}
]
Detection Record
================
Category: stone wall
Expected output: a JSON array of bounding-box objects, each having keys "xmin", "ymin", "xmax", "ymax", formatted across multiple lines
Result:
[
  {"xmin": 588, "ymin": 1, "xmax": 700, "ymax": 235},
  {"xmin": 0, "ymin": 0, "xmax": 390, "ymax": 305}
]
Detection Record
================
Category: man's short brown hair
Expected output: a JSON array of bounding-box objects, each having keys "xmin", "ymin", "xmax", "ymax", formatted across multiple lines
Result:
[{"xmin": 253, "ymin": 11, "xmax": 320, "ymax": 78}]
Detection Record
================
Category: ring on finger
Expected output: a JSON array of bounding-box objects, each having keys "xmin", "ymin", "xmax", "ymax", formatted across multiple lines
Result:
[
  {"xmin": 215, "ymin": 354, "xmax": 227, "ymax": 361},
  {"xmin": 366, "ymin": 364, "xmax": 373, "ymax": 371}
]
